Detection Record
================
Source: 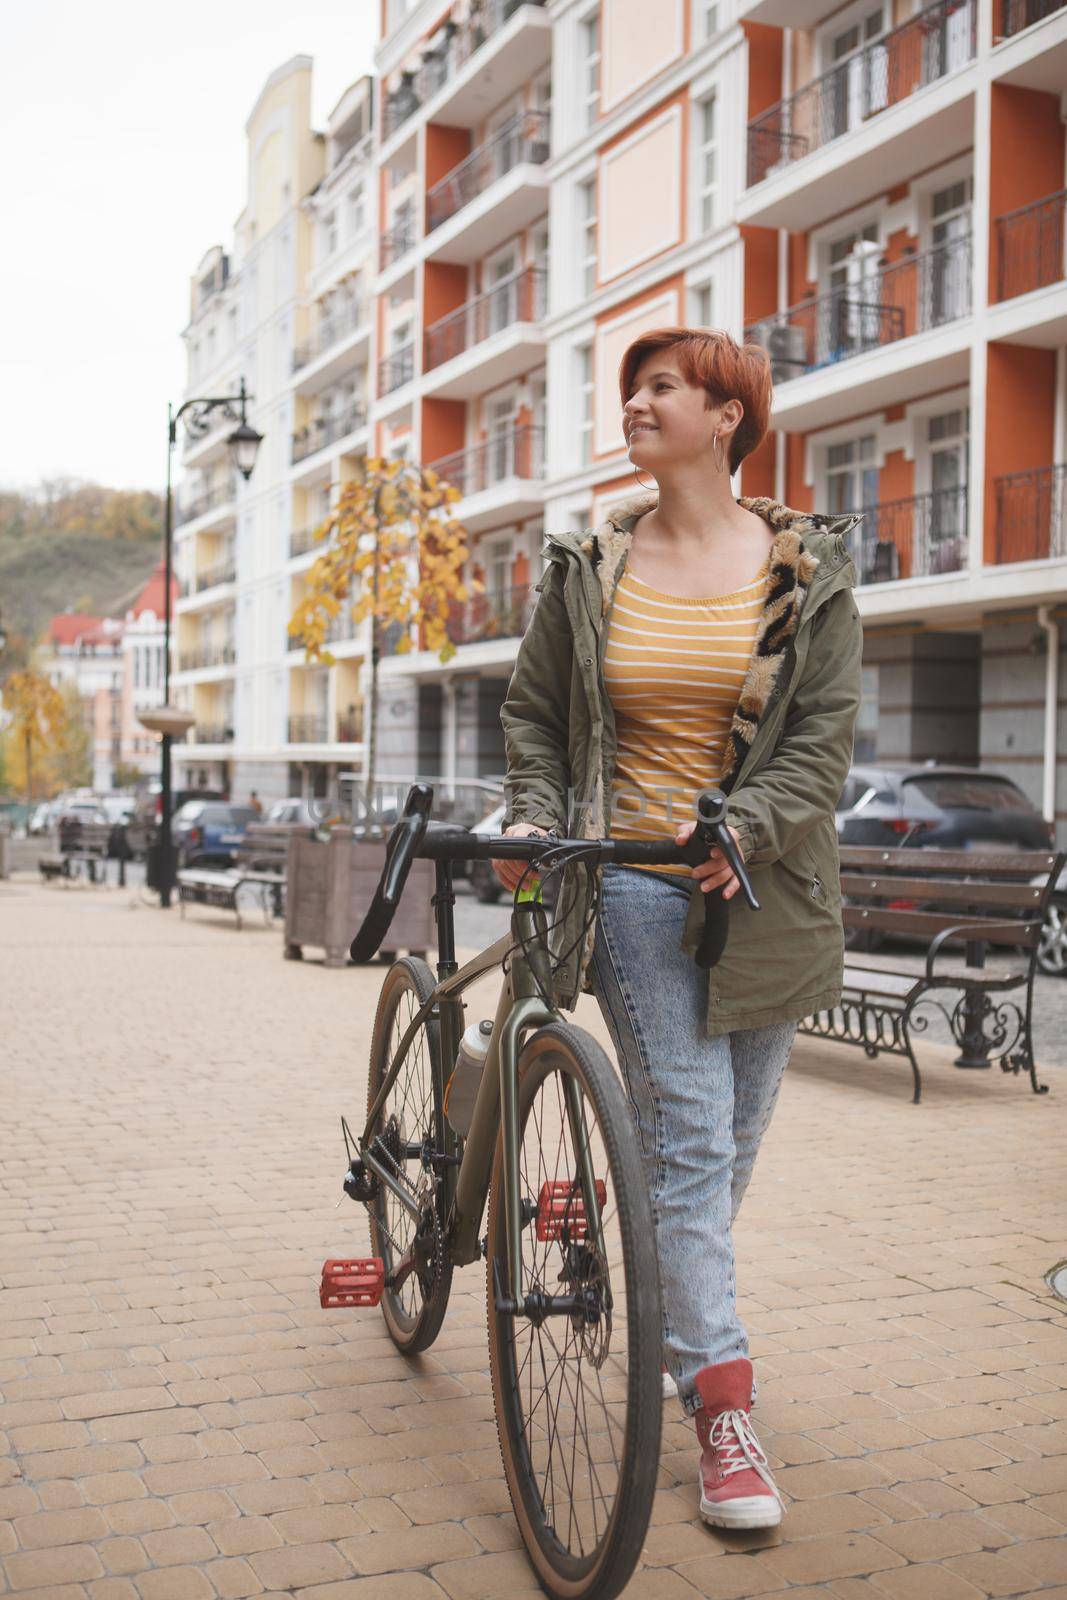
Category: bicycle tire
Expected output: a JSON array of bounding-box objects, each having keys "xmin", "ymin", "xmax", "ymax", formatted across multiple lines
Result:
[
  {"xmin": 366, "ymin": 956, "xmax": 454, "ymax": 1354},
  {"xmin": 486, "ymin": 1022, "xmax": 662, "ymax": 1600}
]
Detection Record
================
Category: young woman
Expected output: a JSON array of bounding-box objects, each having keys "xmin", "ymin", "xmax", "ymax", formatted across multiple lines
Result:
[{"xmin": 493, "ymin": 326, "xmax": 863, "ymax": 1532}]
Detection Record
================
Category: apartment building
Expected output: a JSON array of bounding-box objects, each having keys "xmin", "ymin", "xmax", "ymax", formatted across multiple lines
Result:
[
  {"xmin": 41, "ymin": 614, "xmax": 124, "ymax": 790},
  {"xmin": 119, "ymin": 562, "xmax": 175, "ymax": 778},
  {"xmin": 173, "ymin": 60, "xmax": 375, "ymax": 802},
  {"xmin": 372, "ymin": 0, "xmax": 1067, "ymax": 841},
  {"xmin": 737, "ymin": 0, "xmax": 1067, "ymax": 838}
]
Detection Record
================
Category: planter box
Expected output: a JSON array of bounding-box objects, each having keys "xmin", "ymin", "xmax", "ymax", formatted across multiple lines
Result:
[{"xmin": 283, "ymin": 832, "xmax": 434, "ymax": 968}]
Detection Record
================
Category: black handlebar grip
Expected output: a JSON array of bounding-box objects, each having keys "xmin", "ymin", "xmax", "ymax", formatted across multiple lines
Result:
[
  {"xmin": 349, "ymin": 784, "xmax": 433, "ymax": 963},
  {"xmin": 691, "ymin": 790, "xmax": 761, "ymax": 971}
]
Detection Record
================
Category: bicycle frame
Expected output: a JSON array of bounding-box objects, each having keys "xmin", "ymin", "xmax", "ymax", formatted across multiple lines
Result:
[{"xmin": 359, "ymin": 858, "xmax": 605, "ymax": 1308}]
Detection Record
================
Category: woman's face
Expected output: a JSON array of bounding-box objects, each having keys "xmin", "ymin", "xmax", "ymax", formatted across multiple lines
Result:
[{"xmin": 622, "ymin": 350, "xmax": 738, "ymax": 472}]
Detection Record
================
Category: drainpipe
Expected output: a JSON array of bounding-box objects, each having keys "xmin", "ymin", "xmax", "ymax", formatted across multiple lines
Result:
[{"xmin": 1037, "ymin": 605, "xmax": 1059, "ymax": 835}]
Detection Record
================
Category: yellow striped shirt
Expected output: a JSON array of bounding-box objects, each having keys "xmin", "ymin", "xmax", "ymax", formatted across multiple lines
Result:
[{"xmin": 604, "ymin": 562, "xmax": 768, "ymax": 874}]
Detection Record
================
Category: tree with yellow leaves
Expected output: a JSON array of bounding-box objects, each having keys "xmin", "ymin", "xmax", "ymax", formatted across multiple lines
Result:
[
  {"xmin": 2, "ymin": 669, "xmax": 65, "ymax": 804},
  {"xmin": 288, "ymin": 455, "xmax": 480, "ymax": 804}
]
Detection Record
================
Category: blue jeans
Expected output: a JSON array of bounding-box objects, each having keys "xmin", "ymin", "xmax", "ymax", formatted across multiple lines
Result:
[{"xmin": 590, "ymin": 865, "xmax": 796, "ymax": 1416}]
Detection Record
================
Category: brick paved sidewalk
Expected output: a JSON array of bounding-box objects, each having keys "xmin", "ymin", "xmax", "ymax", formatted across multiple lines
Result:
[{"xmin": 2, "ymin": 874, "xmax": 1066, "ymax": 1600}]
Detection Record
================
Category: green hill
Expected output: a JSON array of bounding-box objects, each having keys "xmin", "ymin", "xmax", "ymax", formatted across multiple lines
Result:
[{"xmin": 0, "ymin": 482, "xmax": 163, "ymax": 672}]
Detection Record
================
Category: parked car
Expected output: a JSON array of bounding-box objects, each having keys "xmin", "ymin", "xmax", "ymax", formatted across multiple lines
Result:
[
  {"xmin": 469, "ymin": 803, "xmax": 506, "ymax": 903},
  {"xmin": 126, "ymin": 783, "xmax": 226, "ymax": 858},
  {"xmin": 57, "ymin": 799, "xmax": 110, "ymax": 854},
  {"xmin": 836, "ymin": 763, "xmax": 1053, "ymax": 852},
  {"xmin": 836, "ymin": 763, "xmax": 1054, "ymax": 953},
  {"xmin": 173, "ymin": 801, "xmax": 259, "ymax": 867},
  {"xmin": 28, "ymin": 800, "xmax": 59, "ymax": 835},
  {"xmin": 1036, "ymin": 861, "xmax": 1067, "ymax": 979},
  {"xmin": 266, "ymin": 798, "xmax": 322, "ymax": 828}
]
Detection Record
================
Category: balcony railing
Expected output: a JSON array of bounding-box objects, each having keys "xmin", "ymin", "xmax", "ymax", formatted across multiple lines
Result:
[
  {"xmin": 288, "ymin": 714, "xmax": 329, "ymax": 744},
  {"xmin": 995, "ymin": 189, "xmax": 1066, "ymax": 301},
  {"xmin": 996, "ymin": 0, "xmax": 1066, "ymax": 37},
  {"xmin": 427, "ymin": 423, "xmax": 545, "ymax": 498},
  {"xmin": 192, "ymin": 723, "xmax": 234, "ymax": 744},
  {"xmin": 846, "ymin": 487, "xmax": 969, "ymax": 583},
  {"xmin": 747, "ymin": 0, "xmax": 976, "ymax": 187},
  {"xmin": 292, "ymin": 299, "xmax": 366, "ymax": 373},
  {"xmin": 425, "ymin": 267, "xmax": 548, "ymax": 371},
  {"xmin": 995, "ymin": 464, "xmax": 1067, "ymax": 563},
  {"xmin": 178, "ymin": 642, "xmax": 236, "ymax": 672},
  {"xmin": 380, "ymin": 211, "xmax": 416, "ymax": 272},
  {"xmin": 427, "ymin": 109, "xmax": 550, "ymax": 233},
  {"xmin": 194, "ymin": 557, "xmax": 236, "ymax": 592},
  {"xmin": 382, "ymin": 0, "xmax": 547, "ymax": 141},
  {"xmin": 378, "ymin": 343, "xmax": 415, "ymax": 396},
  {"xmin": 290, "ymin": 525, "xmax": 325, "ymax": 557},
  {"xmin": 176, "ymin": 481, "xmax": 234, "ymax": 527},
  {"xmin": 447, "ymin": 583, "xmax": 535, "ymax": 647},
  {"xmin": 291, "ymin": 401, "xmax": 368, "ymax": 464},
  {"xmin": 746, "ymin": 233, "xmax": 972, "ymax": 381},
  {"xmin": 336, "ymin": 713, "xmax": 364, "ymax": 743}
]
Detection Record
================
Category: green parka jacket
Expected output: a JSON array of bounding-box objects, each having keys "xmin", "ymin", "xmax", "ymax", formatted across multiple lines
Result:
[{"xmin": 499, "ymin": 489, "xmax": 864, "ymax": 1036}]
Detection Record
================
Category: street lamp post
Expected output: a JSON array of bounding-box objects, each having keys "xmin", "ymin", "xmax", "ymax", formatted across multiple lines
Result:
[{"xmin": 152, "ymin": 377, "xmax": 263, "ymax": 908}]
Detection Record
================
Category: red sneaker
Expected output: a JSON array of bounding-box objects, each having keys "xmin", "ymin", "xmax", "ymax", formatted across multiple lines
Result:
[{"xmin": 694, "ymin": 1358, "xmax": 783, "ymax": 1530}]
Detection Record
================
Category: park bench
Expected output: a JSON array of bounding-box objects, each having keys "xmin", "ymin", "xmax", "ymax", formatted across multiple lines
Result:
[
  {"xmin": 39, "ymin": 820, "xmax": 118, "ymax": 885},
  {"xmin": 177, "ymin": 823, "xmax": 300, "ymax": 929},
  {"xmin": 799, "ymin": 844, "xmax": 1065, "ymax": 1102}
]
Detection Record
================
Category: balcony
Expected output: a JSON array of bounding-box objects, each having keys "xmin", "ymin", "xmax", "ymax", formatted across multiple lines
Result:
[
  {"xmin": 447, "ymin": 583, "xmax": 535, "ymax": 647},
  {"xmin": 288, "ymin": 713, "xmax": 329, "ymax": 744},
  {"xmin": 995, "ymin": 189, "xmax": 1066, "ymax": 301},
  {"xmin": 176, "ymin": 481, "xmax": 235, "ymax": 528},
  {"xmin": 336, "ymin": 711, "xmax": 364, "ymax": 743},
  {"xmin": 381, "ymin": 0, "xmax": 549, "ymax": 145},
  {"xmin": 378, "ymin": 343, "xmax": 415, "ymax": 398},
  {"xmin": 292, "ymin": 299, "xmax": 367, "ymax": 377},
  {"xmin": 291, "ymin": 401, "xmax": 368, "ymax": 465},
  {"xmin": 423, "ymin": 110, "xmax": 550, "ymax": 265},
  {"xmin": 994, "ymin": 464, "xmax": 1066, "ymax": 562},
  {"xmin": 380, "ymin": 211, "xmax": 416, "ymax": 274},
  {"xmin": 194, "ymin": 557, "xmax": 236, "ymax": 592},
  {"xmin": 290, "ymin": 525, "xmax": 325, "ymax": 558},
  {"xmin": 847, "ymin": 488, "xmax": 968, "ymax": 585},
  {"xmin": 747, "ymin": 235, "xmax": 972, "ymax": 427},
  {"xmin": 427, "ymin": 422, "xmax": 545, "ymax": 534},
  {"xmin": 996, "ymin": 0, "xmax": 1066, "ymax": 37},
  {"xmin": 191, "ymin": 723, "xmax": 234, "ymax": 745},
  {"xmin": 423, "ymin": 267, "xmax": 547, "ymax": 399},
  {"xmin": 740, "ymin": 0, "xmax": 976, "ymax": 229},
  {"xmin": 177, "ymin": 642, "xmax": 236, "ymax": 673}
]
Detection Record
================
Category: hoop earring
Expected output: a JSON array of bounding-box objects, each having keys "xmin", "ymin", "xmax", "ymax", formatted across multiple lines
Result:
[
  {"xmin": 632, "ymin": 467, "xmax": 657, "ymax": 490},
  {"xmin": 713, "ymin": 432, "xmax": 728, "ymax": 476}
]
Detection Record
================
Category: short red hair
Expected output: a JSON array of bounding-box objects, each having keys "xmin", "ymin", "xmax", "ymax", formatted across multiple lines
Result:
[{"xmin": 618, "ymin": 326, "xmax": 773, "ymax": 475}]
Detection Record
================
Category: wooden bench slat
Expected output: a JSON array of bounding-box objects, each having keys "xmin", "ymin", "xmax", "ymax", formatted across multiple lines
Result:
[
  {"xmin": 840, "ymin": 873, "xmax": 1044, "ymax": 908},
  {"xmin": 842, "ymin": 906, "xmax": 1040, "ymax": 946},
  {"xmin": 840, "ymin": 846, "xmax": 1058, "ymax": 874}
]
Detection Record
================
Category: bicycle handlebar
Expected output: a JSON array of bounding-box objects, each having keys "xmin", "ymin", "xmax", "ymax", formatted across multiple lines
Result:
[{"xmin": 349, "ymin": 783, "xmax": 760, "ymax": 968}]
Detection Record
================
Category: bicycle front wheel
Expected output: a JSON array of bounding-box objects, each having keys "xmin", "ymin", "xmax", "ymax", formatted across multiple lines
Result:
[{"xmin": 486, "ymin": 1022, "xmax": 662, "ymax": 1600}]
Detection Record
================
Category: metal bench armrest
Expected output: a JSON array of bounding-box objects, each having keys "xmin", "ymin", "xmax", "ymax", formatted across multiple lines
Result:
[{"xmin": 924, "ymin": 920, "xmax": 1025, "ymax": 981}]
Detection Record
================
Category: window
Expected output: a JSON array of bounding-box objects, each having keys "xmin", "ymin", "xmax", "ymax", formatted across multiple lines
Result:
[
  {"xmin": 580, "ymin": 178, "xmax": 597, "ymax": 297},
  {"xmin": 689, "ymin": 280, "xmax": 713, "ymax": 327},
  {"xmin": 581, "ymin": 11, "xmax": 601, "ymax": 131},
  {"xmin": 347, "ymin": 182, "xmax": 366, "ymax": 235},
  {"xmin": 697, "ymin": 1, "xmax": 719, "ymax": 43},
  {"xmin": 323, "ymin": 210, "xmax": 338, "ymax": 257},
  {"xmin": 826, "ymin": 435, "xmax": 878, "ymax": 516},
  {"xmin": 577, "ymin": 343, "xmax": 594, "ymax": 466},
  {"xmin": 697, "ymin": 93, "xmax": 718, "ymax": 234}
]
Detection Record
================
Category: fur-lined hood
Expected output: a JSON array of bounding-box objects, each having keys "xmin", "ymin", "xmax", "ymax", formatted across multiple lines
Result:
[{"xmin": 549, "ymin": 490, "xmax": 861, "ymax": 793}]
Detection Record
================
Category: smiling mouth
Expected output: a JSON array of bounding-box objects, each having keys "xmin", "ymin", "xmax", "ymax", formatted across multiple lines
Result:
[{"xmin": 629, "ymin": 426, "xmax": 658, "ymax": 438}]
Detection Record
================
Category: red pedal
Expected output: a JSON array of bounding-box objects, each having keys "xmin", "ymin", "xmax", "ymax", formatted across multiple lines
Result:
[
  {"xmin": 535, "ymin": 1179, "xmax": 607, "ymax": 1242},
  {"xmin": 320, "ymin": 1258, "xmax": 385, "ymax": 1308}
]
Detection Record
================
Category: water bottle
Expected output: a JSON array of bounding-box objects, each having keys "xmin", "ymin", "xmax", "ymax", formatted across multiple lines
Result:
[{"xmin": 444, "ymin": 1019, "xmax": 494, "ymax": 1137}]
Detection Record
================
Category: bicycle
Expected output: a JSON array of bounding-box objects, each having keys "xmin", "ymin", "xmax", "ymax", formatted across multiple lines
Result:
[{"xmin": 320, "ymin": 781, "xmax": 761, "ymax": 1599}]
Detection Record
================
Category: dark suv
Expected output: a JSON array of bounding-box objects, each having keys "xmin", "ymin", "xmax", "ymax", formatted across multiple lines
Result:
[{"xmin": 837, "ymin": 764, "xmax": 1052, "ymax": 853}]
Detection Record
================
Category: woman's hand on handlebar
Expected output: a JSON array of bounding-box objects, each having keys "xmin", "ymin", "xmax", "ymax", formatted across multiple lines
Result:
[
  {"xmin": 675, "ymin": 820, "xmax": 745, "ymax": 899},
  {"xmin": 493, "ymin": 822, "xmax": 548, "ymax": 893}
]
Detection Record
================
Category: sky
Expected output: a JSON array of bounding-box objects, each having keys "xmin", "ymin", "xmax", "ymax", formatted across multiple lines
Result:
[{"xmin": 0, "ymin": 0, "xmax": 379, "ymax": 496}]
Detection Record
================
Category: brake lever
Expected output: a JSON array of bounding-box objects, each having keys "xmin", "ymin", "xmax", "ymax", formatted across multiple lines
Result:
[{"xmin": 689, "ymin": 790, "xmax": 761, "ymax": 970}]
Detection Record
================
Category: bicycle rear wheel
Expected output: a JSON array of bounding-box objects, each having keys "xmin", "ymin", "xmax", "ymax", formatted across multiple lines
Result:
[
  {"xmin": 486, "ymin": 1022, "xmax": 662, "ymax": 1600},
  {"xmin": 366, "ymin": 956, "xmax": 454, "ymax": 1354}
]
